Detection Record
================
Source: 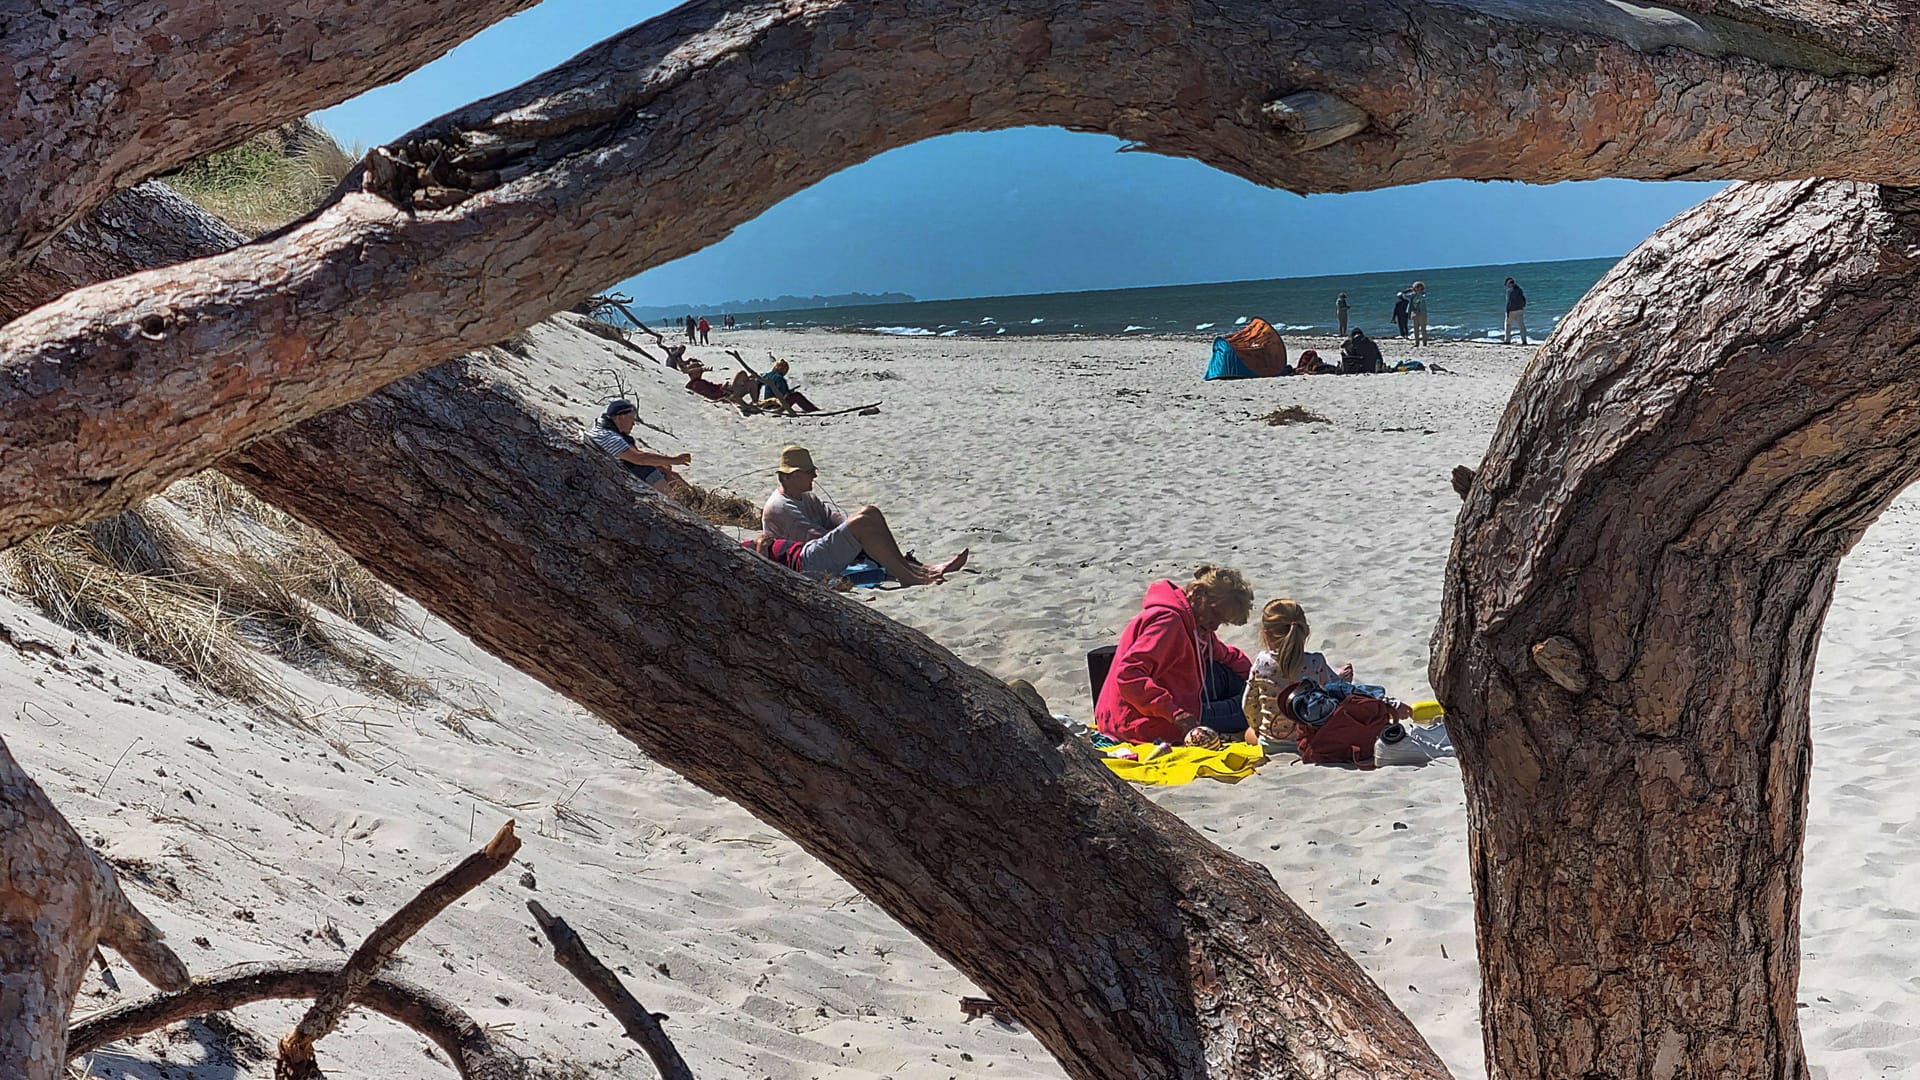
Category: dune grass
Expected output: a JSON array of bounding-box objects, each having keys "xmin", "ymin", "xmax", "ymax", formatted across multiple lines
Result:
[
  {"xmin": 3, "ymin": 476, "xmax": 412, "ymax": 710},
  {"xmin": 162, "ymin": 120, "xmax": 357, "ymax": 236}
]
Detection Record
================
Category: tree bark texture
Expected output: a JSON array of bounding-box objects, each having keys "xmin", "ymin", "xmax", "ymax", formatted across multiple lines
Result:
[
  {"xmin": 220, "ymin": 356, "xmax": 1451, "ymax": 1080},
  {"xmin": 0, "ymin": 0, "xmax": 539, "ymax": 278},
  {"xmin": 67, "ymin": 959, "xmax": 524, "ymax": 1080},
  {"xmin": 10, "ymin": 0, "xmax": 1920, "ymax": 550},
  {"xmin": 0, "ymin": 184, "xmax": 245, "ymax": 323},
  {"xmin": 1432, "ymin": 179, "xmax": 1920, "ymax": 1079},
  {"xmin": 0, "ymin": 736, "xmax": 190, "ymax": 1080}
]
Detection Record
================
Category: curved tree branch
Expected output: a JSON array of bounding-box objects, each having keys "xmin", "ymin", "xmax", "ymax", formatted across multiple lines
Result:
[
  {"xmin": 1432, "ymin": 178, "xmax": 1920, "ymax": 1078},
  {"xmin": 0, "ymin": 0, "xmax": 540, "ymax": 278},
  {"xmin": 220, "ymin": 353, "xmax": 1454, "ymax": 1080},
  {"xmin": 67, "ymin": 960, "xmax": 522, "ymax": 1080},
  {"xmin": 8, "ymin": 0, "xmax": 1920, "ymax": 549}
]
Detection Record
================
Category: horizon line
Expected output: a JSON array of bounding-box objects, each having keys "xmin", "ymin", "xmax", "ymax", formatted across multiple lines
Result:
[{"xmin": 633, "ymin": 252, "xmax": 1625, "ymax": 314}]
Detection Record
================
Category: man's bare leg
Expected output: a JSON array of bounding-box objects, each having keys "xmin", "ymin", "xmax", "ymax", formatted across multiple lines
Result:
[{"xmin": 842, "ymin": 506, "xmax": 950, "ymax": 586}]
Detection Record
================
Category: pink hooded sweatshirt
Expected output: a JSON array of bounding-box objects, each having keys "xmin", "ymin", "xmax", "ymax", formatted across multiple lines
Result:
[{"xmin": 1094, "ymin": 579, "xmax": 1252, "ymax": 745}]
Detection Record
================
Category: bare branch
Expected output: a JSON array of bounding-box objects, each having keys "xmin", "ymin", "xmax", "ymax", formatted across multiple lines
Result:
[
  {"xmin": 67, "ymin": 959, "xmax": 523, "ymax": 1080},
  {"xmin": 277, "ymin": 821, "xmax": 520, "ymax": 1078},
  {"xmin": 527, "ymin": 901, "xmax": 695, "ymax": 1080}
]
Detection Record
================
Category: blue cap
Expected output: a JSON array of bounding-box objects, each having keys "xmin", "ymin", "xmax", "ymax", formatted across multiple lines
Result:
[{"xmin": 603, "ymin": 399, "xmax": 636, "ymax": 417}]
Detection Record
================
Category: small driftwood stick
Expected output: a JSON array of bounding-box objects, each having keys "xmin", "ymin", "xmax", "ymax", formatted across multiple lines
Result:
[
  {"xmin": 68, "ymin": 959, "xmax": 522, "ymax": 1080},
  {"xmin": 958, "ymin": 996, "xmax": 1016, "ymax": 1025},
  {"xmin": 527, "ymin": 900, "xmax": 694, "ymax": 1080},
  {"xmin": 276, "ymin": 820, "xmax": 520, "ymax": 1079}
]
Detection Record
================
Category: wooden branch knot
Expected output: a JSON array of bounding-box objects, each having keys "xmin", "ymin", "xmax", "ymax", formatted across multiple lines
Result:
[
  {"xmin": 1531, "ymin": 636, "xmax": 1590, "ymax": 693},
  {"xmin": 1261, "ymin": 92, "xmax": 1369, "ymax": 151}
]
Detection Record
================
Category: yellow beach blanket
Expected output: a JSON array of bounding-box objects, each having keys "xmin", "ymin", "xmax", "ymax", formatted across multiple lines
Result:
[{"xmin": 1101, "ymin": 742, "xmax": 1266, "ymax": 786}]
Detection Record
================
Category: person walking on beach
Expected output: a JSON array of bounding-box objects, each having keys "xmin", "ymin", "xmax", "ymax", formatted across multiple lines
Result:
[
  {"xmin": 1407, "ymin": 281, "xmax": 1430, "ymax": 346},
  {"xmin": 1336, "ymin": 292, "xmax": 1350, "ymax": 336},
  {"xmin": 1503, "ymin": 277, "xmax": 1529, "ymax": 345},
  {"xmin": 587, "ymin": 399, "xmax": 690, "ymax": 494},
  {"xmin": 696, "ymin": 316, "xmax": 711, "ymax": 344},
  {"xmin": 684, "ymin": 314, "xmax": 696, "ymax": 342},
  {"xmin": 760, "ymin": 445, "xmax": 967, "ymax": 586},
  {"xmin": 1392, "ymin": 291, "xmax": 1411, "ymax": 338}
]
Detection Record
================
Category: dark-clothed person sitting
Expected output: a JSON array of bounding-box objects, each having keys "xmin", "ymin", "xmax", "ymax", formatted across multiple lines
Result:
[{"xmin": 1340, "ymin": 329, "xmax": 1384, "ymax": 374}]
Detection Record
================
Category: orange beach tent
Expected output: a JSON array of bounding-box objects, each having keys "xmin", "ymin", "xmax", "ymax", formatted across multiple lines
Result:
[{"xmin": 1205, "ymin": 318, "xmax": 1290, "ymax": 379}]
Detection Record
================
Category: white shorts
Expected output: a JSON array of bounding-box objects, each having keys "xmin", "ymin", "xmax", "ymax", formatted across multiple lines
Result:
[{"xmin": 798, "ymin": 521, "xmax": 864, "ymax": 578}]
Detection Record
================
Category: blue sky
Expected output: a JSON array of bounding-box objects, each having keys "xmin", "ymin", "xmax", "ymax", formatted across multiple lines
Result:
[{"xmin": 317, "ymin": 0, "xmax": 1723, "ymax": 307}]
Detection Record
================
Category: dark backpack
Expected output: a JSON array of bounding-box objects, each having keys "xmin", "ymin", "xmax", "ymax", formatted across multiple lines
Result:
[{"xmin": 1283, "ymin": 680, "xmax": 1393, "ymax": 764}]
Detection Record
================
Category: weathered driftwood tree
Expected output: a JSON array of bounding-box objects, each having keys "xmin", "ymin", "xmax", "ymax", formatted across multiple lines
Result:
[
  {"xmin": 8, "ymin": 2, "xmax": 1920, "ymax": 1079},
  {"xmin": 7, "ymin": 0, "xmax": 1920, "ymax": 548},
  {"xmin": 1431, "ymin": 178, "xmax": 1920, "ymax": 1078}
]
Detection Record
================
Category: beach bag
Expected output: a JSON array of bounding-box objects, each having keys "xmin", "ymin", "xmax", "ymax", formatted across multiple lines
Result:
[
  {"xmin": 1087, "ymin": 645, "xmax": 1118, "ymax": 702},
  {"xmin": 1283, "ymin": 680, "xmax": 1393, "ymax": 765}
]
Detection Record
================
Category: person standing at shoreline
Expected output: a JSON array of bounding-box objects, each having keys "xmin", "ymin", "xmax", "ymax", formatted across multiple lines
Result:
[
  {"xmin": 1335, "ymin": 292, "xmax": 1350, "ymax": 336},
  {"xmin": 1408, "ymin": 281, "xmax": 1430, "ymax": 346},
  {"xmin": 1504, "ymin": 276, "xmax": 1529, "ymax": 345},
  {"xmin": 1392, "ymin": 290, "xmax": 1411, "ymax": 338}
]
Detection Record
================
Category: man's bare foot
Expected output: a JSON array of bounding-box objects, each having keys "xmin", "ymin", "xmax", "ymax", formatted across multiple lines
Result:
[
  {"xmin": 892, "ymin": 563, "xmax": 940, "ymax": 587},
  {"xmin": 933, "ymin": 548, "xmax": 969, "ymax": 575}
]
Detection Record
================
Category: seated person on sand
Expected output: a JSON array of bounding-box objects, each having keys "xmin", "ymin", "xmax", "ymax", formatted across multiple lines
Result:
[
  {"xmin": 681, "ymin": 358, "xmax": 760, "ymax": 411},
  {"xmin": 1243, "ymin": 598, "xmax": 1412, "ymax": 743},
  {"xmin": 725, "ymin": 349, "xmax": 817, "ymax": 411},
  {"xmin": 1093, "ymin": 566, "xmax": 1255, "ymax": 750},
  {"xmin": 586, "ymin": 399, "xmax": 691, "ymax": 495},
  {"xmin": 1339, "ymin": 329, "xmax": 1384, "ymax": 374},
  {"xmin": 760, "ymin": 445, "xmax": 966, "ymax": 587}
]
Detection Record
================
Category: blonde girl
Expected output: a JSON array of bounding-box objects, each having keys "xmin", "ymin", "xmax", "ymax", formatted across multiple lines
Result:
[{"xmin": 1243, "ymin": 599, "xmax": 1354, "ymax": 742}]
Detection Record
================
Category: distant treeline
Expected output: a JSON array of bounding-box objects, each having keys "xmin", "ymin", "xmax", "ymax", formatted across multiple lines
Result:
[{"xmin": 621, "ymin": 292, "xmax": 915, "ymax": 321}]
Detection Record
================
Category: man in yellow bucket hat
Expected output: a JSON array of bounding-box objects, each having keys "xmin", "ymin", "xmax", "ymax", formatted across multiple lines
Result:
[{"xmin": 760, "ymin": 445, "xmax": 966, "ymax": 586}]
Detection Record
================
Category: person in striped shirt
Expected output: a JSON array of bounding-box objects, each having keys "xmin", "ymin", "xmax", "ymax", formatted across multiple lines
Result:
[{"xmin": 587, "ymin": 399, "xmax": 690, "ymax": 494}]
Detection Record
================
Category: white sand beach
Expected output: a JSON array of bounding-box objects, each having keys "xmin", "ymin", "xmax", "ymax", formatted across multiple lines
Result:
[{"xmin": 6, "ymin": 317, "xmax": 1915, "ymax": 1077}]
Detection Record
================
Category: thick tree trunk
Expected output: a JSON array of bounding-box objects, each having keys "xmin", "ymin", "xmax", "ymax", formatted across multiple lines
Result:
[
  {"xmin": 6, "ymin": 188, "xmax": 1436, "ymax": 1080},
  {"xmin": 9, "ymin": 0, "xmax": 1920, "ymax": 550},
  {"xmin": 219, "ymin": 356, "xmax": 1450, "ymax": 1079},
  {"xmin": 1432, "ymin": 179, "xmax": 1920, "ymax": 1079},
  {"xmin": 0, "ymin": 0, "xmax": 539, "ymax": 278},
  {"xmin": 0, "ymin": 736, "xmax": 189, "ymax": 1080}
]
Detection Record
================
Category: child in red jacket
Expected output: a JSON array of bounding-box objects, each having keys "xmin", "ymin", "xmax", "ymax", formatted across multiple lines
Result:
[{"xmin": 1094, "ymin": 565, "xmax": 1254, "ymax": 749}]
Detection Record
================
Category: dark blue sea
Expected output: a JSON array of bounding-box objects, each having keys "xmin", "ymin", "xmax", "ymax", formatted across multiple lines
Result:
[{"xmin": 735, "ymin": 257, "xmax": 1616, "ymax": 341}]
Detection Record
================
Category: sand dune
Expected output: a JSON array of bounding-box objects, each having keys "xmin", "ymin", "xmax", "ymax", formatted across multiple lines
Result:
[{"xmin": 5, "ymin": 316, "xmax": 1913, "ymax": 1077}]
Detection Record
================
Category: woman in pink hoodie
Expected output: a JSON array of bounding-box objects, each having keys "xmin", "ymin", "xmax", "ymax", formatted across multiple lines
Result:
[{"xmin": 1095, "ymin": 565, "xmax": 1255, "ymax": 748}]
